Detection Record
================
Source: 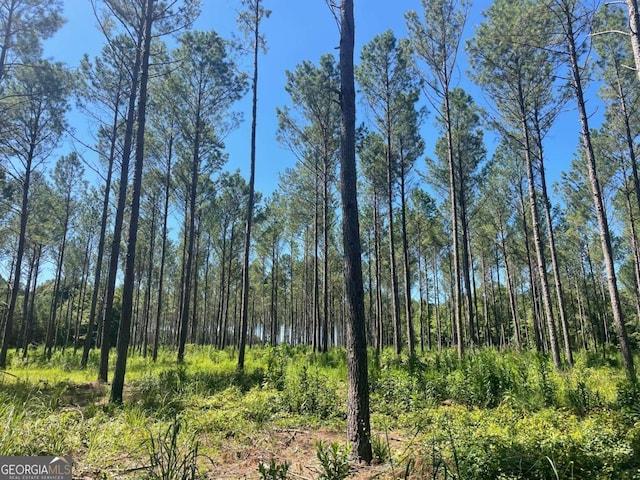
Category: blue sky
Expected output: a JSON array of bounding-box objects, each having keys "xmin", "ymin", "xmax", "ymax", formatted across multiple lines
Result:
[{"xmin": 44, "ymin": 0, "xmax": 588, "ymax": 200}]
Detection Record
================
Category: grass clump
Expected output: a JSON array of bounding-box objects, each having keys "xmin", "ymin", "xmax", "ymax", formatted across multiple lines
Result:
[{"xmin": 145, "ymin": 418, "xmax": 201, "ymax": 480}]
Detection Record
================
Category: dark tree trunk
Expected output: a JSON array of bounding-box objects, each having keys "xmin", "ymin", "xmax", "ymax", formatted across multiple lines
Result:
[
  {"xmin": 372, "ymin": 189, "xmax": 384, "ymax": 351},
  {"xmin": 339, "ymin": 0, "xmax": 372, "ymax": 463},
  {"xmin": 46, "ymin": 192, "xmax": 72, "ymax": 358},
  {"xmin": 0, "ymin": 0, "xmax": 15, "ymax": 84},
  {"xmin": 386, "ymin": 140, "xmax": 402, "ymax": 355},
  {"xmin": 239, "ymin": 0, "xmax": 266, "ymax": 368},
  {"xmin": 21, "ymin": 244, "xmax": 41, "ymax": 359},
  {"xmin": 178, "ymin": 113, "xmax": 202, "ymax": 363},
  {"xmin": 110, "ymin": 0, "xmax": 154, "ymax": 403},
  {"xmin": 153, "ymin": 136, "xmax": 172, "ymax": 362},
  {"xmin": 81, "ymin": 91, "xmax": 120, "ymax": 368},
  {"xmin": 399, "ymin": 161, "xmax": 415, "ymax": 355},
  {"xmin": 0, "ymin": 139, "xmax": 36, "ymax": 368},
  {"xmin": 142, "ymin": 196, "xmax": 157, "ymax": 358},
  {"xmin": 18, "ymin": 244, "xmax": 37, "ymax": 355},
  {"xmin": 99, "ymin": 19, "xmax": 144, "ymax": 382}
]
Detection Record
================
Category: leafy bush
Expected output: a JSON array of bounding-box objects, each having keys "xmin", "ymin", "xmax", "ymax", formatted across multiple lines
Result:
[
  {"xmin": 447, "ymin": 349, "xmax": 514, "ymax": 408},
  {"xmin": 258, "ymin": 458, "xmax": 289, "ymax": 480},
  {"xmin": 616, "ymin": 379, "xmax": 640, "ymax": 421},
  {"xmin": 414, "ymin": 407, "xmax": 640, "ymax": 480},
  {"xmin": 316, "ymin": 441, "xmax": 351, "ymax": 480},
  {"xmin": 280, "ymin": 365, "xmax": 337, "ymax": 418},
  {"xmin": 562, "ymin": 377, "xmax": 602, "ymax": 417}
]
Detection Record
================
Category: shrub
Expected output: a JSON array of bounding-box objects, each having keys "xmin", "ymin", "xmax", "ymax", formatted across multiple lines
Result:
[
  {"xmin": 258, "ymin": 458, "xmax": 289, "ymax": 480},
  {"xmin": 280, "ymin": 365, "xmax": 337, "ymax": 418},
  {"xmin": 316, "ymin": 441, "xmax": 351, "ymax": 480},
  {"xmin": 616, "ymin": 379, "xmax": 640, "ymax": 421}
]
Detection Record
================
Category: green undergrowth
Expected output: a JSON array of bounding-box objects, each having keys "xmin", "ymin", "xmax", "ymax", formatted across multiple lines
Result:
[{"xmin": 1, "ymin": 345, "xmax": 639, "ymax": 479}]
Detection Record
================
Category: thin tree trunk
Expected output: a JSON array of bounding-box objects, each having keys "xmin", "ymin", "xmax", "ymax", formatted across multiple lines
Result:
[
  {"xmin": 237, "ymin": 0, "xmax": 260, "ymax": 364},
  {"xmin": 22, "ymin": 244, "xmax": 41, "ymax": 359},
  {"xmin": 153, "ymin": 137, "xmax": 172, "ymax": 361},
  {"xmin": 99, "ymin": 21, "xmax": 144, "ymax": 382},
  {"xmin": 110, "ymin": 0, "xmax": 154, "ymax": 403},
  {"xmin": 561, "ymin": 0, "xmax": 636, "ymax": 381},
  {"xmin": 518, "ymin": 76, "xmax": 561, "ymax": 369},
  {"xmin": 74, "ymin": 234, "xmax": 93, "ymax": 354},
  {"xmin": 499, "ymin": 223, "xmax": 521, "ymax": 350},
  {"xmin": 322, "ymin": 157, "xmax": 330, "ymax": 353},
  {"xmin": 444, "ymin": 91, "xmax": 463, "ymax": 358},
  {"xmin": 339, "ymin": 0, "xmax": 372, "ymax": 462},
  {"xmin": 0, "ymin": 139, "xmax": 36, "ymax": 368},
  {"xmin": 18, "ymin": 245, "xmax": 36, "ymax": 354},
  {"xmin": 0, "ymin": 0, "xmax": 15, "ymax": 84},
  {"xmin": 373, "ymin": 189, "xmax": 384, "ymax": 351},
  {"xmin": 81, "ymin": 90, "xmax": 120, "ymax": 368},
  {"xmin": 142, "ymin": 196, "xmax": 157, "ymax": 358},
  {"xmin": 399, "ymin": 161, "xmax": 415, "ymax": 355},
  {"xmin": 533, "ymin": 108, "xmax": 572, "ymax": 365},
  {"xmin": 456, "ymin": 145, "xmax": 476, "ymax": 347},
  {"xmin": 178, "ymin": 98, "xmax": 204, "ymax": 362}
]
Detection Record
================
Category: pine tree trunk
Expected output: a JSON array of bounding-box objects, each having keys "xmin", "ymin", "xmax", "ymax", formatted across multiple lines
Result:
[
  {"xmin": 81, "ymin": 94, "xmax": 120, "ymax": 368},
  {"xmin": 533, "ymin": 110, "xmax": 572, "ymax": 365},
  {"xmin": 517, "ymin": 77, "xmax": 561, "ymax": 369},
  {"xmin": 0, "ymin": 140, "xmax": 35, "ymax": 368},
  {"xmin": 322, "ymin": 158, "xmax": 330, "ymax": 353},
  {"xmin": 625, "ymin": 0, "xmax": 640, "ymax": 82},
  {"xmin": 110, "ymin": 0, "xmax": 154, "ymax": 403},
  {"xmin": 444, "ymin": 92, "xmax": 463, "ymax": 358},
  {"xmin": 21, "ymin": 244, "xmax": 41, "ymax": 359},
  {"xmin": 399, "ymin": 162, "xmax": 415, "ymax": 355},
  {"xmin": 373, "ymin": 190, "xmax": 384, "ymax": 351},
  {"xmin": 46, "ymin": 195, "xmax": 71, "ymax": 358},
  {"xmin": 238, "ymin": 0, "xmax": 260, "ymax": 369},
  {"xmin": 562, "ymin": 0, "xmax": 636, "ymax": 381},
  {"xmin": 456, "ymin": 146, "xmax": 476, "ymax": 346},
  {"xmin": 99, "ymin": 23, "xmax": 144, "ymax": 382},
  {"xmin": 153, "ymin": 143, "xmax": 172, "ymax": 361},
  {"xmin": 339, "ymin": 0, "xmax": 372, "ymax": 462},
  {"xmin": 499, "ymin": 224, "xmax": 521, "ymax": 349},
  {"xmin": 178, "ymin": 122, "xmax": 201, "ymax": 363}
]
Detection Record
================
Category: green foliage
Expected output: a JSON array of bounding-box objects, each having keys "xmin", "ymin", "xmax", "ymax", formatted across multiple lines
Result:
[
  {"xmin": 617, "ymin": 379, "xmax": 640, "ymax": 421},
  {"xmin": 131, "ymin": 368, "xmax": 187, "ymax": 418},
  {"xmin": 2, "ymin": 345, "xmax": 640, "ymax": 479},
  {"xmin": 263, "ymin": 346, "xmax": 288, "ymax": 390},
  {"xmin": 448, "ymin": 349, "xmax": 515, "ymax": 408},
  {"xmin": 315, "ymin": 441, "xmax": 351, "ymax": 480},
  {"xmin": 536, "ymin": 353, "xmax": 557, "ymax": 407},
  {"xmin": 145, "ymin": 418, "xmax": 201, "ymax": 480},
  {"xmin": 257, "ymin": 458, "xmax": 289, "ymax": 480},
  {"xmin": 412, "ymin": 406, "xmax": 640, "ymax": 480},
  {"xmin": 280, "ymin": 364, "xmax": 337, "ymax": 418},
  {"xmin": 562, "ymin": 376, "xmax": 602, "ymax": 417},
  {"xmin": 371, "ymin": 434, "xmax": 391, "ymax": 464}
]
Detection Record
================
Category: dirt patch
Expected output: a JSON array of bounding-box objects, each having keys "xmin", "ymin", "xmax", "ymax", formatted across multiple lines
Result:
[
  {"xmin": 60, "ymin": 381, "xmax": 108, "ymax": 407},
  {"xmin": 206, "ymin": 429, "xmax": 411, "ymax": 479}
]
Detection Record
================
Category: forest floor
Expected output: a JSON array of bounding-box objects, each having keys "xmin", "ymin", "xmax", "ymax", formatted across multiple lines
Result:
[{"xmin": 2, "ymin": 345, "xmax": 640, "ymax": 479}]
